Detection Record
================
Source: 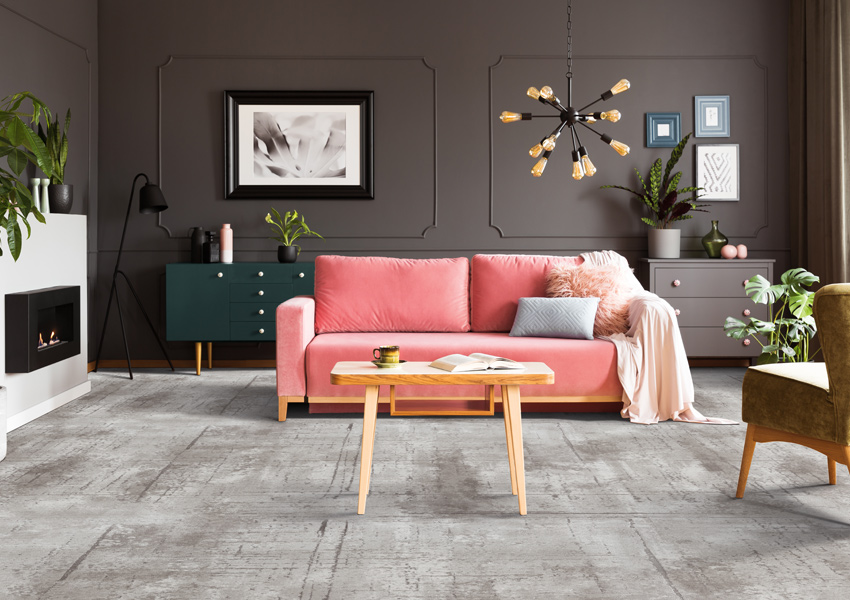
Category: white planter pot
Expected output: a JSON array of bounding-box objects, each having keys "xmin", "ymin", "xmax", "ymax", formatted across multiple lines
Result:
[
  {"xmin": 648, "ymin": 228, "xmax": 681, "ymax": 259},
  {"xmin": 0, "ymin": 386, "xmax": 6, "ymax": 461}
]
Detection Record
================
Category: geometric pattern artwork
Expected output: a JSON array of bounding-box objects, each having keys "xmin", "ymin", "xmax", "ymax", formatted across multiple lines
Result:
[
  {"xmin": 696, "ymin": 144, "xmax": 739, "ymax": 201},
  {"xmin": 509, "ymin": 297, "xmax": 599, "ymax": 340}
]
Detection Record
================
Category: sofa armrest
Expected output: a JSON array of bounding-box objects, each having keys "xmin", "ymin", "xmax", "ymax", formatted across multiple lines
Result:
[{"xmin": 276, "ymin": 296, "xmax": 316, "ymax": 399}]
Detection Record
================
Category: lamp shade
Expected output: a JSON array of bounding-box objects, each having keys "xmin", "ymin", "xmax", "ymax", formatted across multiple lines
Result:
[{"xmin": 139, "ymin": 182, "xmax": 168, "ymax": 214}]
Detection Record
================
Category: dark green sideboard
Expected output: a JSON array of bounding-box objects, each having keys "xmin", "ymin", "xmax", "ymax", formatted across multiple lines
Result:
[{"xmin": 166, "ymin": 262, "xmax": 315, "ymax": 374}]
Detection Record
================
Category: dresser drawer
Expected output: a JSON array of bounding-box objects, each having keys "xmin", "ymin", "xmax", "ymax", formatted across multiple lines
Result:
[
  {"xmin": 679, "ymin": 326, "xmax": 760, "ymax": 357},
  {"xmin": 231, "ymin": 263, "xmax": 292, "ymax": 284},
  {"xmin": 291, "ymin": 265, "xmax": 315, "ymax": 295},
  {"xmin": 229, "ymin": 283, "xmax": 293, "ymax": 303},
  {"xmin": 655, "ymin": 265, "xmax": 770, "ymax": 298},
  {"xmin": 230, "ymin": 321, "xmax": 275, "ymax": 341},
  {"xmin": 667, "ymin": 297, "xmax": 769, "ymax": 328},
  {"xmin": 229, "ymin": 302, "xmax": 278, "ymax": 322}
]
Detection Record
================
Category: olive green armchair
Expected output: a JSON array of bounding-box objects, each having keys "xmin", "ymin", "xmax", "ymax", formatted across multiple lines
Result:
[{"xmin": 736, "ymin": 283, "xmax": 850, "ymax": 498}]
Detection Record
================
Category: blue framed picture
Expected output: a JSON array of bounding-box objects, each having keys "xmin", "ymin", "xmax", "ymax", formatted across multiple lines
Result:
[
  {"xmin": 695, "ymin": 95, "xmax": 730, "ymax": 137},
  {"xmin": 646, "ymin": 113, "xmax": 681, "ymax": 147}
]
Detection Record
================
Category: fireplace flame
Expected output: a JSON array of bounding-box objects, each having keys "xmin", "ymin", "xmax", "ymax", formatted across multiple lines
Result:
[
  {"xmin": 49, "ymin": 331, "xmax": 60, "ymax": 345},
  {"xmin": 38, "ymin": 333, "xmax": 46, "ymax": 349}
]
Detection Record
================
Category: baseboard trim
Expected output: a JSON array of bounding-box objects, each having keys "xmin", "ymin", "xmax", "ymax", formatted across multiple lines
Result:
[
  {"xmin": 6, "ymin": 380, "xmax": 92, "ymax": 432},
  {"xmin": 88, "ymin": 360, "xmax": 276, "ymax": 373}
]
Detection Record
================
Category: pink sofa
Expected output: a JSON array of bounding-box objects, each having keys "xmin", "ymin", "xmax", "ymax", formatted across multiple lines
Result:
[{"xmin": 275, "ymin": 254, "xmax": 623, "ymax": 420}]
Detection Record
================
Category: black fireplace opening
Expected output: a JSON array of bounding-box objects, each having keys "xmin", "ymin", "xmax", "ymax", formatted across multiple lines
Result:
[{"xmin": 5, "ymin": 286, "xmax": 81, "ymax": 373}]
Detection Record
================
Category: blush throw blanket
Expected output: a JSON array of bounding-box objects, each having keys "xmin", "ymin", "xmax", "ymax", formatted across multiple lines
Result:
[{"xmin": 580, "ymin": 251, "xmax": 736, "ymax": 425}]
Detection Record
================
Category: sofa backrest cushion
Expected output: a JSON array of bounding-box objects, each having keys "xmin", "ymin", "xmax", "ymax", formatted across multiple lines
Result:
[
  {"xmin": 471, "ymin": 254, "xmax": 583, "ymax": 332},
  {"xmin": 314, "ymin": 255, "xmax": 471, "ymax": 333}
]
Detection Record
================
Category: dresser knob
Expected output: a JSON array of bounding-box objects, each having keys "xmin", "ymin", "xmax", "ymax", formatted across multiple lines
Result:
[
  {"xmin": 674, "ymin": 309, "xmax": 680, "ymax": 316},
  {"xmin": 217, "ymin": 272, "xmax": 223, "ymax": 278},
  {"xmin": 743, "ymin": 339, "xmax": 751, "ymax": 346},
  {"xmin": 258, "ymin": 290, "xmax": 264, "ymax": 296},
  {"xmin": 258, "ymin": 271, "xmax": 264, "ymax": 277},
  {"xmin": 743, "ymin": 280, "xmax": 748, "ymax": 287},
  {"xmin": 672, "ymin": 279, "xmax": 681, "ymax": 287},
  {"xmin": 259, "ymin": 328, "xmax": 265, "ymax": 334},
  {"xmin": 743, "ymin": 309, "xmax": 751, "ymax": 317},
  {"xmin": 298, "ymin": 272, "xmax": 305, "ymax": 278}
]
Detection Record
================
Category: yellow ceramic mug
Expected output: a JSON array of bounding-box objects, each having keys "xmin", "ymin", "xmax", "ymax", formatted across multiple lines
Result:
[{"xmin": 373, "ymin": 345, "xmax": 400, "ymax": 363}]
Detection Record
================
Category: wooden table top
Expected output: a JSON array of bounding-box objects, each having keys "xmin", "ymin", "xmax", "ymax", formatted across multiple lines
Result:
[{"xmin": 330, "ymin": 361, "xmax": 555, "ymax": 386}]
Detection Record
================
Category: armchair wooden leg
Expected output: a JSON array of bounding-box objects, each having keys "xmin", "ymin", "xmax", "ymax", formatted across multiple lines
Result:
[
  {"xmin": 845, "ymin": 447, "xmax": 850, "ymax": 476},
  {"xmin": 829, "ymin": 458, "xmax": 837, "ymax": 485},
  {"xmin": 736, "ymin": 423, "xmax": 757, "ymax": 499},
  {"xmin": 278, "ymin": 396, "xmax": 288, "ymax": 422}
]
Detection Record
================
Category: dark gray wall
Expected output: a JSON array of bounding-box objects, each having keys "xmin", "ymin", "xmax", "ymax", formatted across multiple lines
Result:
[
  {"xmin": 0, "ymin": 0, "xmax": 98, "ymax": 356},
  {"xmin": 96, "ymin": 0, "xmax": 789, "ymax": 360}
]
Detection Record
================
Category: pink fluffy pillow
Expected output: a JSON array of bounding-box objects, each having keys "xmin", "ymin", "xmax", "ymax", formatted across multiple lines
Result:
[{"xmin": 546, "ymin": 264, "xmax": 632, "ymax": 336}]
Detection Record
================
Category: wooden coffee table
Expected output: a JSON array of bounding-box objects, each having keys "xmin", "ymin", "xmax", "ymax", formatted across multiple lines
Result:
[{"xmin": 330, "ymin": 361, "xmax": 555, "ymax": 515}]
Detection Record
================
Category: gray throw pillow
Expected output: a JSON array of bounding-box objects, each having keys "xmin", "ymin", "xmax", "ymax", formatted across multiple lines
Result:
[{"xmin": 509, "ymin": 297, "xmax": 599, "ymax": 340}]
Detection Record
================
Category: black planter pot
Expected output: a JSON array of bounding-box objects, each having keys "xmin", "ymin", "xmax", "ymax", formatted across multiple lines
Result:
[
  {"xmin": 48, "ymin": 184, "xmax": 73, "ymax": 214},
  {"xmin": 278, "ymin": 245, "xmax": 298, "ymax": 263}
]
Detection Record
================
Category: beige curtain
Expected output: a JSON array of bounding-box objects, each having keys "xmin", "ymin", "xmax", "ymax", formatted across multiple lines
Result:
[{"xmin": 789, "ymin": 0, "xmax": 850, "ymax": 285}]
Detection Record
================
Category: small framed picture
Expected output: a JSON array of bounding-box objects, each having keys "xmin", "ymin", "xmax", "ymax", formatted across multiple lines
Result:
[
  {"xmin": 646, "ymin": 112, "xmax": 681, "ymax": 147},
  {"xmin": 696, "ymin": 144, "xmax": 739, "ymax": 201},
  {"xmin": 694, "ymin": 95, "xmax": 730, "ymax": 137}
]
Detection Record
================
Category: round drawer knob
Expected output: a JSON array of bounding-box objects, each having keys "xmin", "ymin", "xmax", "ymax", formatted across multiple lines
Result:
[
  {"xmin": 674, "ymin": 309, "xmax": 681, "ymax": 316},
  {"xmin": 259, "ymin": 271, "xmax": 264, "ymax": 277},
  {"xmin": 217, "ymin": 272, "xmax": 223, "ymax": 278},
  {"xmin": 298, "ymin": 272, "xmax": 305, "ymax": 278},
  {"xmin": 672, "ymin": 279, "xmax": 681, "ymax": 287},
  {"xmin": 258, "ymin": 309, "xmax": 265, "ymax": 315},
  {"xmin": 743, "ymin": 309, "xmax": 751, "ymax": 317},
  {"xmin": 259, "ymin": 328, "xmax": 265, "ymax": 334},
  {"xmin": 743, "ymin": 339, "xmax": 751, "ymax": 346},
  {"xmin": 743, "ymin": 280, "xmax": 749, "ymax": 287},
  {"xmin": 258, "ymin": 290, "xmax": 264, "ymax": 296}
]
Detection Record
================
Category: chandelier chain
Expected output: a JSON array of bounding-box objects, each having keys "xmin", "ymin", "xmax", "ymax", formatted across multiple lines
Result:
[{"xmin": 565, "ymin": 0, "xmax": 573, "ymax": 79}]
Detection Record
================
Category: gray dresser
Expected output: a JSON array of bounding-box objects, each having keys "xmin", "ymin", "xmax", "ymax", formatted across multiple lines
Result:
[{"xmin": 639, "ymin": 258, "xmax": 775, "ymax": 358}]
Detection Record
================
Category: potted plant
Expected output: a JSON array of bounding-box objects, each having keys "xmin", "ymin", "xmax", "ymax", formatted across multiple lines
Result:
[
  {"xmin": 723, "ymin": 268, "xmax": 820, "ymax": 364},
  {"xmin": 38, "ymin": 106, "xmax": 71, "ymax": 213},
  {"xmin": 265, "ymin": 208, "xmax": 324, "ymax": 263},
  {"xmin": 601, "ymin": 133, "xmax": 706, "ymax": 258},
  {"xmin": 0, "ymin": 92, "xmax": 51, "ymax": 261}
]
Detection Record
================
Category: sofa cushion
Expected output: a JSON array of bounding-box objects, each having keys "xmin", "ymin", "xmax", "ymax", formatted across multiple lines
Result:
[
  {"xmin": 314, "ymin": 256, "xmax": 470, "ymax": 333},
  {"xmin": 471, "ymin": 254, "xmax": 584, "ymax": 332},
  {"xmin": 306, "ymin": 331, "xmax": 621, "ymax": 398},
  {"xmin": 510, "ymin": 297, "xmax": 598, "ymax": 340},
  {"xmin": 546, "ymin": 263, "xmax": 633, "ymax": 337}
]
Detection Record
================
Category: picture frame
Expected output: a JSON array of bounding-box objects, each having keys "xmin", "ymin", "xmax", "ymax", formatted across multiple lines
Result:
[
  {"xmin": 694, "ymin": 95, "xmax": 730, "ymax": 137},
  {"xmin": 646, "ymin": 112, "xmax": 681, "ymax": 147},
  {"xmin": 224, "ymin": 90, "xmax": 374, "ymax": 199},
  {"xmin": 696, "ymin": 144, "xmax": 739, "ymax": 201}
]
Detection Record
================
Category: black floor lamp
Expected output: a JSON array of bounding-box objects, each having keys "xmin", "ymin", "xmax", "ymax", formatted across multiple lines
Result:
[{"xmin": 94, "ymin": 173, "xmax": 175, "ymax": 379}]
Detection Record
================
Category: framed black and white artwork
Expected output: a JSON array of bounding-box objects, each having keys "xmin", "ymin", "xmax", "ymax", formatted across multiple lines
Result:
[
  {"xmin": 224, "ymin": 90, "xmax": 374, "ymax": 199},
  {"xmin": 696, "ymin": 144, "xmax": 739, "ymax": 201}
]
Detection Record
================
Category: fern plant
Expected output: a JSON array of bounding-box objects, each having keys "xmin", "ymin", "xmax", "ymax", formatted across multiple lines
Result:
[{"xmin": 601, "ymin": 133, "xmax": 707, "ymax": 229}]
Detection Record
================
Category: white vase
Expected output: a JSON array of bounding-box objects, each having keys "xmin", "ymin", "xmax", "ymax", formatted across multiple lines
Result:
[
  {"xmin": 40, "ymin": 179, "xmax": 50, "ymax": 213},
  {"xmin": 648, "ymin": 228, "xmax": 681, "ymax": 259}
]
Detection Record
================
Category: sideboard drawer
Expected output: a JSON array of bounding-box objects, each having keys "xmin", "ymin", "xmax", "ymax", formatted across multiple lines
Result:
[
  {"xmin": 668, "ymin": 297, "xmax": 768, "ymax": 328},
  {"xmin": 231, "ymin": 263, "xmax": 292, "ymax": 284},
  {"xmin": 230, "ymin": 321, "xmax": 275, "ymax": 340},
  {"xmin": 654, "ymin": 266, "xmax": 771, "ymax": 298},
  {"xmin": 230, "ymin": 283, "xmax": 293, "ymax": 303},
  {"xmin": 229, "ymin": 302, "xmax": 278, "ymax": 323},
  {"xmin": 679, "ymin": 327, "xmax": 761, "ymax": 357}
]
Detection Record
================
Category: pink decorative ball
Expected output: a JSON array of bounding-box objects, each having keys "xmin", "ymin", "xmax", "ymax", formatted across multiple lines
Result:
[
  {"xmin": 720, "ymin": 244, "xmax": 738, "ymax": 259},
  {"xmin": 736, "ymin": 244, "xmax": 748, "ymax": 259}
]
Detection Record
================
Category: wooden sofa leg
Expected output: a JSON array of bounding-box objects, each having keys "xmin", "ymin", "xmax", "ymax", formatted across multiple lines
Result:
[
  {"xmin": 736, "ymin": 423, "xmax": 757, "ymax": 499},
  {"xmin": 278, "ymin": 396, "xmax": 288, "ymax": 422},
  {"xmin": 829, "ymin": 458, "xmax": 837, "ymax": 485}
]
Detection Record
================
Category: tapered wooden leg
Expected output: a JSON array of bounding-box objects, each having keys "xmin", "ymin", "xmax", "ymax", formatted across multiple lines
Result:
[
  {"xmin": 207, "ymin": 342, "xmax": 213, "ymax": 369},
  {"xmin": 501, "ymin": 386, "xmax": 517, "ymax": 495},
  {"xmin": 278, "ymin": 396, "xmax": 288, "ymax": 422},
  {"xmin": 845, "ymin": 447, "xmax": 850, "ymax": 476},
  {"xmin": 828, "ymin": 458, "xmax": 837, "ymax": 485},
  {"xmin": 195, "ymin": 342, "xmax": 202, "ymax": 376},
  {"xmin": 357, "ymin": 385, "xmax": 380, "ymax": 514},
  {"xmin": 736, "ymin": 423, "xmax": 757, "ymax": 498},
  {"xmin": 505, "ymin": 385, "xmax": 526, "ymax": 515}
]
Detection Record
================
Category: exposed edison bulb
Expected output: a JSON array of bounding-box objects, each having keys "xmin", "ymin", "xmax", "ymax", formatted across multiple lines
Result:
[
  {"xmin": 539, "ymin": 86, "xmax": 555, "ymax": 100},
  {"xmin": 531, "ymin": 157, "xmax": 548, "ymax": 177},
  {"xmin": 600, "ymin": 109, "xmax": 621, "ymax": 123},
  {"xmin": 529, "ymin": 143, "xmax": 544, "ymax": 158},
  {"xmin": 609, "ymin": 139, "xmax": 630, "ymax": 156},
  {"xmin": 500, "ymin": 111, "xmax": 523, "ymax": 123},
  {"xmin": 609, "ymin": 79, "xmax": 630, "ymax": 95},
  {"xmin": 541, "ymin": 135, "xmax": 557, "ymax": 151},
  {"xmin": 581, "ymin": 154, "xmax": 597, "ymax": 177},
  {"xmin": 572, "ymin": 160, "xmax": 585, "ymax": 181},
  {"xmin": 586, "ymin": 116, "xmax": 597, "ymax": 124},
  {"xmin": 527, "ymin": 87, "xmax": 541, "ymax": 100}
]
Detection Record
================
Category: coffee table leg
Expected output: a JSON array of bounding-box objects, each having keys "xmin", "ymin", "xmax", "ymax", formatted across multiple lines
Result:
[
  {"xmin": 358, "ymin": 385, "xmax": 380, "ymax": 514},
  {"xmin": 501, "ymin": 386, "xmax": 518, "ymax": 496},
  {"xmin": 505, "ymin": 385, "xmax": 527, "ymax": 515}
]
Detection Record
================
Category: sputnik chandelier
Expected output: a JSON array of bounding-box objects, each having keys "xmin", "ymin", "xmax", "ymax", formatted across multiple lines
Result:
[{"xmin": 499, "ymin": 0, "xmax": 631, "ymax": 179}]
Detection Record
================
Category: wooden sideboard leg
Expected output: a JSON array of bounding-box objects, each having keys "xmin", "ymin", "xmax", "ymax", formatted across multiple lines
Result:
[
  {"xmin": 501, "ymin": 386, "xmax": 517, "ymax": 496},
  {"xmin": 207, "ymin": 342, "xmax": 213, "ymax": 369},
  {"xmin": 505, "ymin": 385, "xmax": 526, "ymax": 515},
  {"xmin": 278, "ymin": 396, "xmax": 289, "ymax": 422},
  {"xmin": 357, "ymin": 385, "xmax": 380, "ymax": 515},
  {"xmin": 194, "ymin": 342, "xmax": 202, "ymax": 376}
]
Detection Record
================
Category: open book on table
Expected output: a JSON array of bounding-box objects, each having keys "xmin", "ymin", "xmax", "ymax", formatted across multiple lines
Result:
[{"xmin": 429, "ymin": 353, "xmax": 525, "ymax": 373}]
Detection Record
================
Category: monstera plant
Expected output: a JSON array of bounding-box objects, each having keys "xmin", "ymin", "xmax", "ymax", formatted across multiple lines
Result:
[{"xmin": 0, "ymin": 91, "xmax": 52, "ymax": 261}]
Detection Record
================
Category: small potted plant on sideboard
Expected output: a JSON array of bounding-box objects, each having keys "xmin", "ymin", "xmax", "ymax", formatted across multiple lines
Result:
[{"xmin": 265, "ymin": 208, "xmax": 324, "ymax": 263}]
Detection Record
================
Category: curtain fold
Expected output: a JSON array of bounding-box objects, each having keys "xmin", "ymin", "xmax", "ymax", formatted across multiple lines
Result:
[{"xmin": 789, "ymin": 0, "xmax": 850, "ymax": 285}]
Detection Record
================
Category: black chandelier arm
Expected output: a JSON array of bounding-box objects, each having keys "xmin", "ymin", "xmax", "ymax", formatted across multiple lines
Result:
[
  {"xmin": 569, "ymin": 126, "xmax": 580, "ymax": 153},
  {"xmin": 577, "ymin": 121, "xmax": 604, "ymax": 138},
  {"xmin": 577, "ymin": 97, "xmax": 605, "ymax": 113},
  {"xmin": 573, "ymin": 124, "xmax": 586, "ymax": 149}
]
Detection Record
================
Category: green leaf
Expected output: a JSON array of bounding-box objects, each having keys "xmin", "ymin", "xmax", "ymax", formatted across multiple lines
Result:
[
  {"xmin": 648, "ymin": 158, "xmax": 662, "ymax": 208},
  {"xmin": 5, "ymin": 210, "xmax": 22, "ymax": 261},
  {"xmin": 640, "ymin": 217, "xmax": 656, "ymax": 227},
  {"xmin": 7, "ymin": 149, "xmax": 27, "ymax": 176},
  {"xmin": 744, "ymin": 274, "xmax": 784, "ymax": 305},
  {"xmin": 662, "ymin": 132, "xmax": 692, "ymax": 191},
  {"xmin": 788, "ymin": 290, "xmax": 814, "ymax": 318},
  {"xmin": 600, "ymin": 184, "xmax": 642, "ymax": 197},
  {"xmin": 7, "ymin": 117, "xmax": 27, "ymax": 146}
]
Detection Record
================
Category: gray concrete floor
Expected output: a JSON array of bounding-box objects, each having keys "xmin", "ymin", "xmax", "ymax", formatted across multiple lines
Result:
[{"xmin": 1, "ymin": 367, "xmax": 849, "ymax": 599}]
